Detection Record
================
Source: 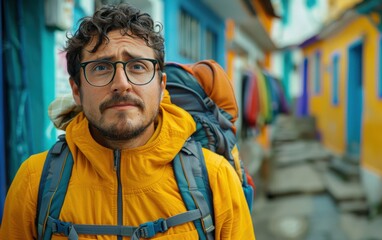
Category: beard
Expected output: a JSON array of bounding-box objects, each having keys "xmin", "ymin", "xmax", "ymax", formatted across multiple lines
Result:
[
  {"xmin": 83, "ymin": 92, "xmax": 160, "ymax": 142},
  {"xmin": 89, "ymin": 109, "xmax": 159, "ymax": 141}
]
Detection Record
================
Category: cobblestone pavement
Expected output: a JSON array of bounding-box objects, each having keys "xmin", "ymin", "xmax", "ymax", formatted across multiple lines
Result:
[
  {"xmin": 241, "ymin": 115, "xmax": 382, "ymax": 240},
  {"xmin": 251, "ymin": 189, "xmax": 382, "ymax": 240}
]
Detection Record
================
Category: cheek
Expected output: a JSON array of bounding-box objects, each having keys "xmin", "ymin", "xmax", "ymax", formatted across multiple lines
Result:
[
  {"xmin": 141, "ymin": 88, "xmax": 162, "ymax": 110},
  {"xmin": 142, "ymin": 84, "xmax": 161, "ymax": 98},
  {"xmin": 153, "ymin": 87, "xmax": 163, "ymax": 103},
  {"xmin": 80, "ymin": 88, "xmax": 103, "ymax": 110}
]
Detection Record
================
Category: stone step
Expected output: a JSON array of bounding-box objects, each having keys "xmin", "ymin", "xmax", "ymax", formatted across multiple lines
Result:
[
  {"xmin": 266, "ymin": 164, "xmax": 326, "ymax": 198},
  {"xmin": 343, "ymin": 153, "xmax": 360, "ymax": 165},
  {"xmin": 338, "ymin": 200, "xmax": 369, "ymax": 215},
  {"xmin": 323, "ymin": 171, "xmax": 366, "ymax": 202},
  {"xmin": 271, "ymin": 141, "xmax": 332, "ymax": 166},
  {"xmin": 328, "ymin": 156, "xmax": 360, "ymax": 181}
]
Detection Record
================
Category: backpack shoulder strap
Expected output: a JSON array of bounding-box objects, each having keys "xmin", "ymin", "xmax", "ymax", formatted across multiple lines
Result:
[
  {"xmin": 36, "ymin": 136, "xmax": 217, "ymax": 239},
  {"xmin": 37, "ymin": 134, "xmax": 74, "ymax": 240},
  {"xmin": 173, "ymin": 139, "xmax": 215, "ymax": 240}
]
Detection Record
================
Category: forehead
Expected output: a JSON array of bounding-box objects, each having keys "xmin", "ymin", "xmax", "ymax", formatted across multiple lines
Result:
[{"xmin": 82, "ymin": 30, "xmax": 154, "ymax": 60}]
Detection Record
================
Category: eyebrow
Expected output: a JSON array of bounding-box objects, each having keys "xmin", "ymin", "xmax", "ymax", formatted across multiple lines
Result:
[
  {"xmin": 122, "ymin": 51, "xmax": 143, "ymax": 59},
  {"xmin": 94, "ymin": 56, "xmax": 113, "ymax": 61},
  {"xmin": 91, "ymin": 52, "xmax": 145, "ymax": 62}
]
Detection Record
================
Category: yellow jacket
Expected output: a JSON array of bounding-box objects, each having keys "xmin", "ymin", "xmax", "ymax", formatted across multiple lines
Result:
[{"xmin": 0, "ymin": 95, "xmax": 255, "ymax": 239}]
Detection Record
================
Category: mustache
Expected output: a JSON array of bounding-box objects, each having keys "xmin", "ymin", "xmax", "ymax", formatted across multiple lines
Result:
[{"xmin": 99, "ymin": 94, "xmax": 144, "ymax": 113}]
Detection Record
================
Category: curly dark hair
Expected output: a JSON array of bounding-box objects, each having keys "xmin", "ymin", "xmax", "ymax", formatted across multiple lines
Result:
[{"xmin": 65, "ymin": 3, "xmax": 165, "ymax": 86}]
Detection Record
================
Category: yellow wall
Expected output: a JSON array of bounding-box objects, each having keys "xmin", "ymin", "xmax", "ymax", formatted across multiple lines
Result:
[
  {"xmin": 303, "ymin": 16, "xmax": 382, "ymax": 175},
  {"xmin": 304, "ymin": 38, "xmax": 346, "ymax": 155},
  {"xmin": 326, "ymin": 0, "xmax": 363, "ymax": 22}
]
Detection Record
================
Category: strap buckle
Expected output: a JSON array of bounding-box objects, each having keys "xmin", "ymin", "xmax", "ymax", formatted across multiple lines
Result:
[
  {"xmin": 52, "ymin": 219, "xmax": 72, "ymax": 236},
  {"xmin": 202, "ymin": 214, "xmax": 215, "ymax": 233},
  {"xmin": 136, "ymin": 218, "xmax": 168, "ymax": 238}
]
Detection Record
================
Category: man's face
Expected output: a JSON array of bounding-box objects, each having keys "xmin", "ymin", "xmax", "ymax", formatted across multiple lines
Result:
[{"xmin": 70, "ymin": 30, "xmax": 166, "ymax": 148}]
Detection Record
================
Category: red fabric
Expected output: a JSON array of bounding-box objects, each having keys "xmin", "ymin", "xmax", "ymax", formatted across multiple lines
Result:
[
  {"xmin": 245, "ymin": 73, "xmax": 260, "ymax": 127},
  {"xmin": 245, "ymin": 170, "xmax": 256, "ymax": 192}
]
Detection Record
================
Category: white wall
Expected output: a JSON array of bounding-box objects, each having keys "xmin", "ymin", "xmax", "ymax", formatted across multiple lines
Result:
[
  {"xmin": 271, "ymin": 0, "xmax": 328, "ymax": 48},
  {"xmin": 270, "ymin": 49, "xmax": 304, "ymax": 99},
  {"xmin": 54, "ymin": 0, "xmax": 95, "ymax": 97},
  {"xmin": 269, "ymin": 0, "xmax": 328, "ymax": 100}
]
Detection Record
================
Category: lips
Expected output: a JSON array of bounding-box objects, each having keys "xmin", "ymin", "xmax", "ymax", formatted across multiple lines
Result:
[
  {"xmin": 100, "ymin": 94, "xmax": 144, "ymax": 113},
  {"xmin": 107, "ymin": 102, "xmax": 136, "ymax": 109}
]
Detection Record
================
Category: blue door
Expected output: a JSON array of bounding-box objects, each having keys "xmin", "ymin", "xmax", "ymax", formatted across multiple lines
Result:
[
  {"xmin": 346, "ymin": 41, "xmax": 363, "ymax": 158},
  {"xmin": 297, "ymin": 57, "xmax": 309, "ymax": 116},
  {"xmin": 282, "ymin": 51, "xmax": 292, "ymax": 104}
]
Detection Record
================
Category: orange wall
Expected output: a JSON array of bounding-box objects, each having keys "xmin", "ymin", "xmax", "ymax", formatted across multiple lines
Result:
[
  {"xmin": 303, "ymin": 16, "xmax": 382, "ymax": 175},
  {"xmin": 252, "ymin": 0, "xmax": 273, "ymax": 33},
  {"xmin": 251, "ymin": 0, "xmax": 273, "ymax": 70}
]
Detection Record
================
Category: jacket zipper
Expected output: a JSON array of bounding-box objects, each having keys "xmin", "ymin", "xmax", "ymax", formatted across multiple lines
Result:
[{"xmin": 114, "ymin": 149, "xmax": 123, "ymax": 240}]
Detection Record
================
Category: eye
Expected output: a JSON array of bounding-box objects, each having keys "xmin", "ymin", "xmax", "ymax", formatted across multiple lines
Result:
[
  {"xmin": 126, "ymin": 60, "xmax": 150, "ymax": 72},
  {"xmin": 89, "ymin": 62, "xmax": 113, "ymax": 73},
  {"xmin": 132, "ymin": 64, "xmax": 145, "ymax": 70}
]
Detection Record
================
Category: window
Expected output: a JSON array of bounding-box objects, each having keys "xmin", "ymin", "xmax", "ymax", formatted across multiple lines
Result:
[
  {"xmin": 179, "ymin": 9, "xmax": 200, "ymax": 61},
  {"xmin": 332, "ymin": 54, "xmax": 340, "ymax": 105},
  {"xmin": 313, "ymin": 51, "xmax": 321, "ymax": 94},
  {"xmin": 205, "ymin": 28, "xmax": 216, "ymax": 60}
]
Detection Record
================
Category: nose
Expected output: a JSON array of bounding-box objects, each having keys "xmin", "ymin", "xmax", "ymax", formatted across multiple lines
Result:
[{"xmin": 110, "ymin": 65, "xmax": 133, "ymax": 92}]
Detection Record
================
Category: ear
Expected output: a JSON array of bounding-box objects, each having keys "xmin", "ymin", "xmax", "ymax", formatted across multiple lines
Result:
[
  {"xmin": 70, "ymin": 78, "xmax": 81, "ymax": 105},
  {"xmin": 160, "ymin": 73, "xmax": 167, "ymax": 100}
]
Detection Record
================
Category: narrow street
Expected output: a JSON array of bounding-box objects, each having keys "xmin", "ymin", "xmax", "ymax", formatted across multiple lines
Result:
[{"xmin": 240, "ymin": 115, "xmax": 382, "ymax": 240}]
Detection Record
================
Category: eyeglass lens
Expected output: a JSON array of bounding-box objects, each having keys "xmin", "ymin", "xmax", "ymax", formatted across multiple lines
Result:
[{"xmin": 83, "ymin": 59, "xmax": 156, "ymax": 86}]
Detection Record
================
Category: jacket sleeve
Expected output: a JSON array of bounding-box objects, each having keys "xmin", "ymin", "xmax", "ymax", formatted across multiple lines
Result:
[
  {"xmin": 0, "ymin": 153, "xmax": 45, "ymax": 239},
  {"xmin": 204, "ymin": 150, "xmax": 256, "ymax": 240}
]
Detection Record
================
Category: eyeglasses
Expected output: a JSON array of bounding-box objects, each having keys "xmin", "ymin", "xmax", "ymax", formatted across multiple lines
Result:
[{"xmin": 80, "ymin": 58, "xmax": 158, "ymax": 87}]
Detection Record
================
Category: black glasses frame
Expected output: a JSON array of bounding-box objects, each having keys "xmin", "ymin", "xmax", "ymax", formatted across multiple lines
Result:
[{"xmin": 80, "ymin": 58, "xmax": 158, "ymax": 87}]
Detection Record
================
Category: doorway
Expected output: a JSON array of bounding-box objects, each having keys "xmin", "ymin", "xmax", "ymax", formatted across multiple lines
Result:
[
  {"xmin": 298, "ymin": 57, "xmax": 309, "ymax": 116},
  {"xmin": 346, "ymin": 41, "xmax": 363, "ymax": 159}
]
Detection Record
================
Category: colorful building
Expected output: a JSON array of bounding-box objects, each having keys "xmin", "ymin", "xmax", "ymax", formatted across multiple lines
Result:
[
  {"xmin": 270, "ymin": 0, "xmax": 382, "ymax": 210},
  {"xmin": 303, "ymin": 0, "xmax": 382, "ymax": 208}
]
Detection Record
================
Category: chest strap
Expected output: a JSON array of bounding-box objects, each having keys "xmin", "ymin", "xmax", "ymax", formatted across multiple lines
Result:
[{"xmin": 46, "ymin": 208, "xmax": 209, "ymax": 240}]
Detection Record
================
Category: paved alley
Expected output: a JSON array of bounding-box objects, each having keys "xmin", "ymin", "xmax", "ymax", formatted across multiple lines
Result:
[{"xmin": 240, "ymin": 115, "xmax": 382, "ymax": 240}]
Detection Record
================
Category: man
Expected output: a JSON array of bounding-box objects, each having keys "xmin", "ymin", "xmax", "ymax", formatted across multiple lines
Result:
[{"xmin": 0, "ymin": 3, "xmax": 255, "ymax": 239}]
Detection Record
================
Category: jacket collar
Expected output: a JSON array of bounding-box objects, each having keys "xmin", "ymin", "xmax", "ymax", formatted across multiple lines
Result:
[{"xmin": 64, "ymin": 97, "xmax": 196, "ymax": 187}]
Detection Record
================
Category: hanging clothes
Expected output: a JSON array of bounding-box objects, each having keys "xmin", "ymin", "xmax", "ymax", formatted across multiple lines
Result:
[
  {"xmin": 244, "ymin": 72, "xmax": 260, "ymax": 128},
  {"xmin": 238, "ymin": 66, "xmax": 290, "ymax": 138},
  {"xmin": 254, "ymin": 68, "xmax": 270, "ymax": 125}
]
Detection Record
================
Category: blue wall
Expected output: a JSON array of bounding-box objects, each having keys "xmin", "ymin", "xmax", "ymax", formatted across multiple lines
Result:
[
  {"xmin": 0, "ymin": 0, "xmax": 6, "ymax": 222},
  {"xmin": 2, "ymin": 0, "xmax": 56, "ymax": 189},
  {"xmin": 0, "ymin": 0, "xmax": 90, "ymax": 219},
  {"xmin": 26, "ymin": 0, "xmax": 56, "ymax": 152}
]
